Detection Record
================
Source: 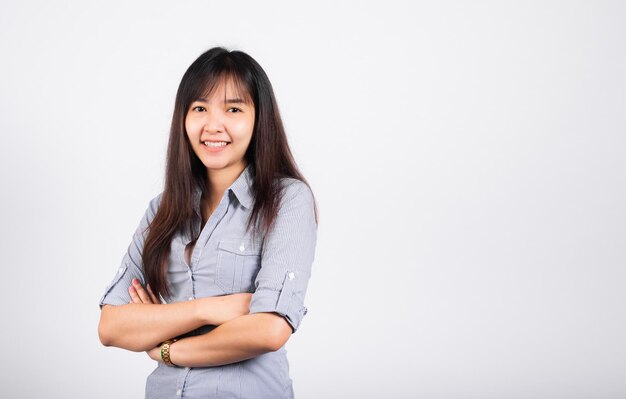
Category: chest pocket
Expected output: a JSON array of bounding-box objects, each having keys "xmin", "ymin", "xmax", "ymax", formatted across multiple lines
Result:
[{"xmin": 215, "ymin": 239, "xmax": 262, "ymax": 293}]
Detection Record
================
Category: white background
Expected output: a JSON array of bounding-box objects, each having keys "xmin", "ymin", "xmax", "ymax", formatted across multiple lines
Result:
[{"xmin": 1, "ymin": 1, "xmax": 625, "ymax": 398}]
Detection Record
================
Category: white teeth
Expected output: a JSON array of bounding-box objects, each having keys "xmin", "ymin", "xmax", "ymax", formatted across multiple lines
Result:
[{"xmin": 203, "ymin": 141, "xmax": 228, "ymax": 148}]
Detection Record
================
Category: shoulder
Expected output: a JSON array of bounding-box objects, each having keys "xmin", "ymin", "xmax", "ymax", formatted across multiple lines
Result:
[
  {"xmin": 150, "ymin": 191, "xmax": 164, "ymax": 208},
  {"xmin": 149, "ymin": 192, "xmax": 164, "ymax": 213},
  {"xmin": 142, "ymin": 192, "xmax": 164, "ymax": 224},
  {"xmin": 131, "ymin": 192, "xmax": 164, "ymax": 236},
  {"xmin": 275, "ymin": 178, "xmax": 317, "ymax": 226},
  {"xmin": 278, "ymin": 177, "xmax": 314, "ymax": 205}
]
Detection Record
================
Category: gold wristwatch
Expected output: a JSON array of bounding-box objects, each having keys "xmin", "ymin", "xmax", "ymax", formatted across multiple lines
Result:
[{"xmin": 160, "ymin": 339, "xmax": 178, "ymax": 367}]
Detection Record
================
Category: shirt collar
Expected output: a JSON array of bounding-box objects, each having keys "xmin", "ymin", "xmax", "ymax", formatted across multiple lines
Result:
[
  {"xmin": 192, "ymin": 164, "xmax": 254, "ymax": 213},
  {"xmin": 228, "ymin": 164, "xmax": 254, "ymax": 209}
]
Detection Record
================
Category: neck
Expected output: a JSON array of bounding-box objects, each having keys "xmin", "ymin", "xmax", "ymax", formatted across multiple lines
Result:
[{"xmin": 206, "ymin": 161, "xmax": 247, "ymax": 203}]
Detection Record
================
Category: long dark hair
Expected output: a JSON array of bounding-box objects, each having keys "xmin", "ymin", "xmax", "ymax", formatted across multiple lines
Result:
[{"xmin": 142, "ymin": 47, "xmax": 317, "ymax": 299}]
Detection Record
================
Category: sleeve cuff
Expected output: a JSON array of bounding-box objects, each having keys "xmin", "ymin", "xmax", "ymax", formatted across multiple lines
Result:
[
  {"xmin": 249, "ymin": 270, "xmax": 309, "ymax": 333},
  {"xmin": 98, "ymin": 262, "xmax": 131, "ymax": 309}
]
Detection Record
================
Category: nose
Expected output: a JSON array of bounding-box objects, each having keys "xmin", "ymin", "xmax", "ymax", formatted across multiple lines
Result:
[{"xmin": 202, "ymin": 109, "xmax": 225, "ymax": 133}]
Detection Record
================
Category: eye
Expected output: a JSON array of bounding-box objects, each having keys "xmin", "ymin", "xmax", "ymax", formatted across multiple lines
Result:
[
  {"xmin": 192, "ymin": 106, "xmax": 206, "ymax": 112},
  {"xmin": 227, "ymin": 107, "xmax": 242, "ymax": 113}
]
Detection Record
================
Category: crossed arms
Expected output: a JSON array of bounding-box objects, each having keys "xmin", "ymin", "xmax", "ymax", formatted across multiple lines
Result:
[
  {"xmin": 98, "ymin": 180, "xmax": 316, "ymax": 368},
  {"xmin": 98, "ymin": 281, "xmax": 293, "ymax": 367}
]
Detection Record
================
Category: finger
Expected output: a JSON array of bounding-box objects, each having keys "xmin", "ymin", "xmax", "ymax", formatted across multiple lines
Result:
[
  {"xmin": 132, "ymin": 279, "xmax": 152, "ymax": 303},
  {"xmin": 128, "ymin": 285, "xmax": 142, "ymax": 303},
  {"xmin": 146, "ymin": 284, "xmax": 160, "ymax": 304}
]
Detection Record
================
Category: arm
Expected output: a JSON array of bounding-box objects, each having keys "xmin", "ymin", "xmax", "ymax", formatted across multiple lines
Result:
[
  {"xmin": 148, "ymin": 180, "xmax": 318, "ymax": 366},
  {"xmin": 148, "ymin": 312, "xmax": 293, "ymax": 367},
  {"xmin": 99, "ymin": 301, "xmax": 204, "ymax": 352},
  {"xmin": 99, "ymin": 280, "xmax": 252, "ymax": 352}
]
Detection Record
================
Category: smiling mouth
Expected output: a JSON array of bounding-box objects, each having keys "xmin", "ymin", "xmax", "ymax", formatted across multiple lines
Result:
[{"xmin": 202, "ymin": 141, "xmax": 230, "ymax": 148}]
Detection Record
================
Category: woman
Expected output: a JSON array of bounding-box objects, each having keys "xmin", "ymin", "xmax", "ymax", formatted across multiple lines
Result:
[{"xmin": 98, "ymin": 47, "xmax": 318, "ymax": 399}]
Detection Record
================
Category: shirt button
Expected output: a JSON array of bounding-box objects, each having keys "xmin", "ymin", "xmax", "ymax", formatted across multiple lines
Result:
[
  {"xmin": 239, "ymin": 243, "xmax": 245, "ymax": 252},
  {"xmin": 188, "ymin": 296, "xmax": 194, "ymax": 301},
  {"xmin": 187, "ymin": 270, "xmax": 192, "ymax": 278},
  {"xmin": 118, "ymin": 267, "xmax": 124, "ymax": 275},
  {"xmin": 288, "ymin": 272, "xmax": 295, "ymax": 280},
  {"xmin": 176, "ymin": 389, "xmax": 182, "ymax": 396}
]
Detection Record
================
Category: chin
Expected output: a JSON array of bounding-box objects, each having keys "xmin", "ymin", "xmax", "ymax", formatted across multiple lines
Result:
[{"xmin": 202, "ymin": 161, "xmax": 230, "ymax": 170}]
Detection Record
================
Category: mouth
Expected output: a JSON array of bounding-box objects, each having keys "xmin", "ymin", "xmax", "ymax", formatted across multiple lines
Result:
[
  {"xmin": 202, "ymin": 141, "xmax": 230, "ymax": 148},
  {"xmin": 201, "ymin": 140, "xmax": 231, "ymax": 153}
]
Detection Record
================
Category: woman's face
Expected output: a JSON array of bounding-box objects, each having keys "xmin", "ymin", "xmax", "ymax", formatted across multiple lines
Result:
[{"xmin": 185, "ymin": 78, "xmax": 255, "ymax": 177}]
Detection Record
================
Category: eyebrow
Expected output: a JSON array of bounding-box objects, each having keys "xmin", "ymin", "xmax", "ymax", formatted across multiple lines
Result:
[{"xmin": 195, "ymin": 97, "xmax": 248, "ymax": 104}]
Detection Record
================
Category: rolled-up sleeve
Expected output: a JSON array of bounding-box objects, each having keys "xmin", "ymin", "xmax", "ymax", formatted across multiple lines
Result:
[
  {"xmin": 248, "ymin": 180, "xmax": 318, "ymax": 333},
  {"xmin": 98, "ymin": 193, "xmax": 163, "ymax": 309}
]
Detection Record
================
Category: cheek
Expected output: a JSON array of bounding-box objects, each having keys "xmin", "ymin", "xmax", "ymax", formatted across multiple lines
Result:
[
  {"xmin": 235, "ymin": 118, "xmax": 255, "ymax": 139},
  {"xmin": 185, "ymin": 119, "xmax": 200, "ymax": 138}
]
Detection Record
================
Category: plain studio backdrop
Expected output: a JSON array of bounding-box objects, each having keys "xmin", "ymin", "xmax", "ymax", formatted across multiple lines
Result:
[{"xmin": 1, "ymin": 1, "xmax": 624, "ymax": 398}]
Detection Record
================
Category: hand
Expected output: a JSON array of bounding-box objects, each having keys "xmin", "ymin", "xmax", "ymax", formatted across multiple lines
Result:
[
  {"xmin": 146, "ymin": 345, "xmax": 162, "ymax": 362},
  {"xmin": 198, "ymin": 293, "xmax": 252, "ymax": 325},
  {"xmin": 128, "ymin": 278, "xmax": 160, "ymax": 304}
]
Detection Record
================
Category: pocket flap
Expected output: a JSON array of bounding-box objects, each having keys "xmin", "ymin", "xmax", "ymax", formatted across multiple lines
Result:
[{"xmin": 218, "ymin": 239, "xmax": 261, "ymax": 256}]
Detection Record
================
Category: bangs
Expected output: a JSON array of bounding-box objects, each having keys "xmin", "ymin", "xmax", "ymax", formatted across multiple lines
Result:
[{"xmin": 195, "ymin": 70, "xmax": 254, "ymax": 106}]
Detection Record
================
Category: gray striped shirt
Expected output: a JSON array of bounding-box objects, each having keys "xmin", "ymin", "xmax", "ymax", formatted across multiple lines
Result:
[{"xmin": 99, "ymin": 165, "xmax": 318, "ymax": 398}]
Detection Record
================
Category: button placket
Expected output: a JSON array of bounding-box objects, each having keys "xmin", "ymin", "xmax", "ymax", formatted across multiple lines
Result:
[
  {"xmin": 185, "ymin": 267, "xmax": 195, "ymax": 301},
  {"xmin": 175, "ymin": 363, "xmax": 192, "ymax": 398},
  {"xmin": 190, "ymin": 193, "xmax": 231, "ymax": 272}
]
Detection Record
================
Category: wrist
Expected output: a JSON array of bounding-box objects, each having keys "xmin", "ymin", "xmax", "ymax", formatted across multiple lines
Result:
[
  {"xmin": 160, "ymin": 339, "xmax": 178, "ymax": 367},
  {"xmin": 194, "ymin": 297, "xmax": 214, "ymax": 325}
]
